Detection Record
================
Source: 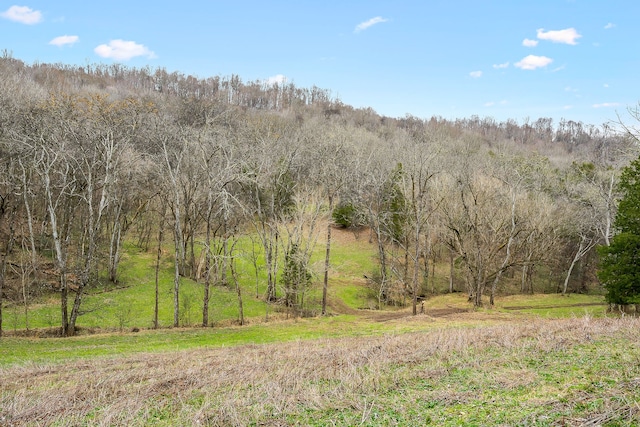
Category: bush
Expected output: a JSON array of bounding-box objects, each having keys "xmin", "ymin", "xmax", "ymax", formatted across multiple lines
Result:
[{"xmin": 332, "ymin": 202, "xmax": 365, "ymax": 229}]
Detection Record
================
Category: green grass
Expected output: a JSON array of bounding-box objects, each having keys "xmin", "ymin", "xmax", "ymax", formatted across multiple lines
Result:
[
  {"xmin": 0, "ymin": 313, "xmax": 448, "ymax": 367},
  {"xmin": 0, "ymin": 292, "xmax": 611, "ymax": 368},
  {"xmin": 3, "ymin": 317, "xmax": 639, "ymax": 426},
  {"xmin": 494, "ymin": 293, "xmax": 608, "ymax": 318}
]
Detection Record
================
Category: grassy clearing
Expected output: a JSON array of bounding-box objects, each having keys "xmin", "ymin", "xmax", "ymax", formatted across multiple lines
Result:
[
  {"xmin": 2, "ymin": 226, "xmax": 379, "ymax": 333},
  {"xmin": 0, "ymin": 315, "xmax": 392, "ymax": 367},
  {"xmin": 2, "ymin": 316, "xmax": 639, "ymax": 426},
  {"xmin": 1, "ymin": 291, "xmax": 609, "ymax": 367},
  {"xmin": 0, "ymin": 292, "xmax": 608, "ymax": 367}
]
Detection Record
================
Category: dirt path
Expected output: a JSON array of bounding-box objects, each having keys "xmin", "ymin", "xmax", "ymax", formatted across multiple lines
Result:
[{"xmin": 328, "ymin": 294, "xmax": 469, "ymax": 322}]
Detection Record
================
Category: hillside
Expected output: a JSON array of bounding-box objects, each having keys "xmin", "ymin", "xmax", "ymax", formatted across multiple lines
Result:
[{"xmin": 0, "ymin": 54, "xmax": 638, "ymax": 338}]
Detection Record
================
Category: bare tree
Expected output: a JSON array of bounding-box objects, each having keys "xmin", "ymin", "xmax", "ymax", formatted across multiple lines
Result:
[
  {"xmin": 158, "ymin": 124, "xmax": 188, "ymax": 328},
  {"xmin": 0, "ymin": 183, "xmax": 17, "ymax": 337},
  {"xmin": 396, "ymin": 140, "xmax": 438, "ymax": 314},
  {"xmin": 279, "ymin": 184, "xmax": 322, "ymax": 316},
  {"xmin": 305, "ymin": 123, "xmax": 358, "ymax": 315},
  {"xmin": 437, "ymin": 140, "xmax": 525, "ymax": 307}
]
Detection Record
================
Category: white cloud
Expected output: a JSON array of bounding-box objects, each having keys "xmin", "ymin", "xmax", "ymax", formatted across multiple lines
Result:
[
  {"xmin": 563, "ymin": 105, "xmax": 573, "ymax": 110},
  {"xmin": 604, "ymin": 23, "xmax": 615, "ymax": 30},
  {"xmin": 1, "ymin": 5, "xmax": 42, "ymax": 24},
  {"xmin": 603, "ymin": 83, "xmax": 609, "ymax": 88},
  {"xmin": 469, "ymin": 70, "xmax": 482, "ymax": 78},
  {"xmin": 484, "ymin": 100, "xmax": 507, "ymax": 107},
  {"xmin": 354, "ymin": 16, "xmax": 388, "ymax": 33},
  {"xmin": 493, "ymin": 62, "xmax": 509, "ymax": 69},
  {"xmin": 593, "ymin": 102, "xmax": 620, "ymax": 108},
  {"xmin": 514, "ymin": 55, "xmax": 553, "ymax": 70},
  {"xmin": 94, "ymin": 40, "xmax": 156, "ymax": 61},
  {"xmin": 536, "ymin": 28, "xmax": 582, "ymax": 45},
  {"xmin": 266, "ymin": 74, "xmax": 287, "ymax": 85},
  {"xmin": 49, "ymin": 35, "xmax": 79, "ymax": 47},
  {"xmin": 522, "ymin": 38, "xmax": 538, "ymax": 47}
]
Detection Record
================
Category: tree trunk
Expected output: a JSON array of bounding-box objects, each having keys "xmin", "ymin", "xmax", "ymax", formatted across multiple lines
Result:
[
  {"xmin": 449, "ymin": 251, "xmax": 455, "ymax": 293},
  {"xmin": 221, "ymin": 215, "xmax": 229, "ymax": 286},
  {"xmin": 173, "ymin": 223, "xmax": 181, "ymax": 327},
  {"xmin": 490, "ymin": 189, "xmax": 517, "ymax": 307},
  {"xmin": 202, "ymin": 204, "xmax": 212, "ymax": 327},
  {"xmin": 154, "ymin": 205, "xmax": 166, "ymax": 329},
  {"xmin": 322, "ymin": 194, "xmax": 333, "ymax": 315},
  {"xmin": 411, "ymin": 221, "xmax": 421, "ymax": 316},
  {"xmin": 60, "ymin": 273, "xmax": 69, "ymax": 336},
  {"xmin": 230, "ymin": 241, "xmax": 243, "ymax": 325},
  {"xmin": 377, "ymin": 236, "xmax": 388, "ymax": 306},
  {"xmin": 521, "ymin": 264, "xmax": 528, "ymax": 293},
  {"xmin": 0, "ymin": 210, "xmax": 16, "ymax": 338},
  {"xmin": 108, "ymin": 202, "xmax": 123, "ymax": 283},
  {"xmin": 563, "ymin": 235, "xmax": 594, "ymax": 295},
  {"xmin": 20, "ymin": 160, "xmax": 39, "ymax": 287}
]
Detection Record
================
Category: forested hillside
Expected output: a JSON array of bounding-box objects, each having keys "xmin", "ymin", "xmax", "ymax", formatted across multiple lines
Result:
[{"xmin": 0, "ymin": 54, "xmax": 636, "ymax": 336}]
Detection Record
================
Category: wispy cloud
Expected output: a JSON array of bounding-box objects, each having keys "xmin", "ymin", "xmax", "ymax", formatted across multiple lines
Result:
[
  {"xmin": 493, "ymin": 62, "xmax": 509, "ymax": 69},
  {"xmin": 1, "ymin": 5, "xmax": 42, "ymax": 24},
  {"xmin": 537, "ymin": 28, "xmax": 582, "ymax": 45},
  {"xmin": 469, "ymin": 70, "xmax": 482, "ymax": 78},
  {"xmin": 515, "ymin": 55, "xmax": 553, "ymax": 70},
  {"xmin": 94, "ymin": 40, "xmax": 156, "ymax": 61},
  {"xmin": 484, "ymin": 100, "xmax": 507, "ymax": 107},
  {"xmin": 354, "ymin": 16, "xmax": 388, "ymax": 33},
  {"xmin": 593, "ymin": 102, "xmax": 620, "ymax": 108},
  {"xmin": 522, "ymin": 38, "xmax": 538, "ymax": 47},
  {"xmin": 49, "ymin": 35, "xmax": 79, "ymax": 47},
  {"xmin": 266, "ymin": 74, "xmax": 287, "ymax": 85},
  {"xmin": 604, "ymin": 23, "xmax": 615, "ymax": 30}
]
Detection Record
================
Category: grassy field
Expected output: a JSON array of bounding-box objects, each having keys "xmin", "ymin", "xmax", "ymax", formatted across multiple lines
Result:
[
  {"xmin": 2, "ymin": 315, "xmax": 639, "ymax": 426},
  {"xmin": 2, "ymin": 226, "xmax": 630, "ymax": 426}
]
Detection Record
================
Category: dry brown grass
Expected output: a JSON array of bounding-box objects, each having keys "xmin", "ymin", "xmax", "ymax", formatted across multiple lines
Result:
[{"xmin": 2, "ymin": 316, "xmax": 640, "ymax": 426}]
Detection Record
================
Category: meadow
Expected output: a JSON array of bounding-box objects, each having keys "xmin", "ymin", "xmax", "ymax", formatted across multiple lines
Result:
[
  {"xmin": 2, "ymin": 313, "xmax": 638, "ymax": 426},
  {"xmin": 2, "ymin": 227, "xmax": 634, "ymax": 426}
]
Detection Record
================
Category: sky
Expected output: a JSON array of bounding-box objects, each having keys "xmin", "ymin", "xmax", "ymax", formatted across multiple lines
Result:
[{"xmin": 1, "ymin": 0, "xmax": 639, "ymax": 127}]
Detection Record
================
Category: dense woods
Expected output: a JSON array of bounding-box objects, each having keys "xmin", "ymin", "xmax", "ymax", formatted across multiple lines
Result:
[{"xmin": 0, "ymin": 53, "xmax": 637, "ymax": 336}]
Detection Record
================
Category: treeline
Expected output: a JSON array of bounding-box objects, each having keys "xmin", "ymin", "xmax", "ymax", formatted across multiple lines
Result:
[{"xmin": 0, "ymin": 54, "xmax": 636, "ymax": 336}]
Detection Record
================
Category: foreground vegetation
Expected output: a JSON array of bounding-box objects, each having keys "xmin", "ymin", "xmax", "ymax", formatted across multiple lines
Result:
[{"xmin": 2, "ymin": 315, "xmax": 638, "ymax": 426}]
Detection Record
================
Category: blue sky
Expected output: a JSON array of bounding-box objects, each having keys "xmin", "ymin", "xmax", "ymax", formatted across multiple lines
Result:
[{"xmin": 1, "ymin": 1, "xmax": 638, "ymax": 126}]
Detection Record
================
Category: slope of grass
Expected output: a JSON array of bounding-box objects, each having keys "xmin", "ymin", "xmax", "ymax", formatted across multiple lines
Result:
[{"xmin": 2, "ymin": 226, "xmax": 381, "ymax": 333}]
